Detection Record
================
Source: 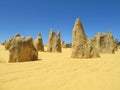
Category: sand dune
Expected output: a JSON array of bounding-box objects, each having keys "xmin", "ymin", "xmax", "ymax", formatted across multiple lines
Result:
[{"xmin": 0, "ymin": 45, "xmax": 120, "ymax": 90}]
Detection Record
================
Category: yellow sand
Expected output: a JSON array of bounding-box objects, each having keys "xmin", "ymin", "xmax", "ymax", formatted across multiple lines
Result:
[{"xmin": 0, "ymin": 45, "xmax": 120, "ymax": 90}]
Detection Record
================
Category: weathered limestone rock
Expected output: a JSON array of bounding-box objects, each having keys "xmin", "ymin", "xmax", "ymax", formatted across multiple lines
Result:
[
  {"xmin": 47, "ymin": 30, "xmax": 55, "ymax": 52},
  {"xmin": 71, "ymin": 18, "xmax": 100, "ymax": 58},
  {"xmin": 34, "ymin": 33, "xmax": 44, "ymax": 51},
  {"xmin": 5, "ymin": 33, "xmax": 20, "ymax": 50},
  {"xmin": 61, "ymin": 40, "xmax": 66, "ymax": 48},
  {"xmin": 9, "ymin": 36, "xmax": 38, "ymax": 62},
  {"xmin": 47, "ymin": 30, "xmax": 62, "ymax": 53},
  {"xmin": 92, "ymin": 32, "xmax": 118, "ymax": 53},
  {"xmin": 56, "ymin": 31, "xmax": 62, "ymax": 52}
]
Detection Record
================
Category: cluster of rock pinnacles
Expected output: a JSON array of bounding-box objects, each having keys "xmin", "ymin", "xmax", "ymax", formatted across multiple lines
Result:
[
  {"xmin": 47, "ymin": 30, "xmax": 62, "ymax": 53},
  {"xmin": 1, "ymin": 18, "xmax": 118, "ymax": 62}
]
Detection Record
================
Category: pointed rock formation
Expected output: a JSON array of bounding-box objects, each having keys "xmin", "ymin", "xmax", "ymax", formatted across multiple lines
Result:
[
  {"xmin": 5, "ymin": 33, "xmax": 20, "ymax": 50},
  {"xmin": 47, "ymin": 30, "xmax": 55, "ymax": 52},
  {"xmin": 55, "ymin": 31, "xmax": 62, "ymax": 52},
  {"xmin": 71, "ymin": 18, "xmax": 100, "ymax": 58},
  {"xmin": 47, "ymin": 30, "xmax": 62, "ymax": 53},
  {"xmin": 92, "ymin": 32, "xmax": 118, "ymax": 53},
  {"xmin": 72, "ymin": 18, "xmax": 88, "ymax": 47},
  {"xmin": 33, "ymin": 33, "xmax": 44, "ymax": 51},
  {"xmin": 9, "ymin": 36, "xmax": 38, "ymax": 62}
]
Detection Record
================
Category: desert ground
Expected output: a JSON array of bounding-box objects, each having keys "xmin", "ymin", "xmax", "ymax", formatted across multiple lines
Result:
[{"xmin": 0, "ymin": 45, "xmax": 120, "ymax": 90}]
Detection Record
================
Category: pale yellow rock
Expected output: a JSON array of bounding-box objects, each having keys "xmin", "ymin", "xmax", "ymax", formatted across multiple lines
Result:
[
  {"xmin": 33, "ymin": 33, "xmax": 44, "ymax": 51},
  {"xmin": 9, "ymin": 36, "xmax": 38, "ymax": 62},
  {"xmin": 93, "ymin": 32, "xmax": 118, "ymax": 53},
  {"xmin": 47, "ymin": 30, "xmax": 62, "ymax": 53},
  {"xmin": 71, "ymin": 18, "xmax": 100, "ymax": 58},
  {"xmin": 61, "ymin": 40, "xmax": 66, "ymax": 48},
  {"xmin": 5, "ymin": 33, "xmax": 20, "ymax": 50}
]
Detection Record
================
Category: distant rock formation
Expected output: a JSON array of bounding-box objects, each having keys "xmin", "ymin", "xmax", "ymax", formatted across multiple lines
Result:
[
  {"xmin": 71, "ymin": 18, "xmax": 100, "ymax": 58},
  {"xmin": 5, "ymin": 33, "xmax": 20, "ymax": 50},
  {"xmin": 56, "ymin": 31, "xmax": 62, "ymax": 52},
  {"xmin": 61, "ymin": 40, "xmax": 66, "ymax": 48},
  {"xmin": 1, "ymin": 40, "xmax": 6, "ymax": 45},
  {"xmin": 33, "ymin": 33, "xmax": 44, "ymax": 51},
  {"xmin": 92, "ymin": 32, "xmax": 118, "ymax": 53},
  {"xmin": 9, "ymin": 36, "xmax": 38, "ymax": 62},
  {"xmin": 47, "ymin": 30, "xmax": 62, "ymax": 53}
]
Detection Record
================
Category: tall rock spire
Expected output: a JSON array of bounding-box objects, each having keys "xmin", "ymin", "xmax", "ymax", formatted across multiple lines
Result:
[
  {"xmin": 33, "ymin": 32, "xmax": 44, "ymax": 51},
  {"xmin": 47, "ymin": 30, "xmax": 62, "ymax": 53},
  {"xmin": 72, "ymin": 18, "xmax": 88, "ymax": 48},
  {"xmin": 56, "ymin": 30, "xmax": 62, "ymax": 52},
  {"xmin": 71, "ymin": 18, "xmax": 100, "ymax": 58}
]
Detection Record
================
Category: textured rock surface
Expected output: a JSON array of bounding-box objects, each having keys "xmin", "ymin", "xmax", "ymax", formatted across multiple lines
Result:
[
  {"xmin": 71, "ymin": 18, "xmax": 100, "ymax": 58},
  {"xmin": 5, "ymin": 33, "xmax": 20, "ymax": 50},
  {"xmin": 93, "ymin": 32, "xmax": 118, "ymax": 53},
  {"xmin": 34, "ymin": 33, "xmax": 44, "ymax": 51},
  {"xmin": 9, "ymin": 36, "xmax": 38, "ymax": 62},
  {"xmin": 47, "ymin": 30, "xmax": 62, "ymax": 53}
]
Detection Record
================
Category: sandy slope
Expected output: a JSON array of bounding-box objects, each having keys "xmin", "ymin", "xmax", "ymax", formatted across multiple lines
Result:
[{"xmin": 0, "ymin": 45, "xmax": 120, "ymax": 90}]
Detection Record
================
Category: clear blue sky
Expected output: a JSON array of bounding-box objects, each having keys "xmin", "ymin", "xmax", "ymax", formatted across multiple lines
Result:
[{"xmin": 0, "ymin": 0, "xmax": 120, "ymax": 44}]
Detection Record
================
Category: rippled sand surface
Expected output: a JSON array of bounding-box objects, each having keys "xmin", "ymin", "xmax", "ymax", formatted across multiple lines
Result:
[{"xmin": 0, "ymin": 45, "xmax": 120, "ymax": 90}]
